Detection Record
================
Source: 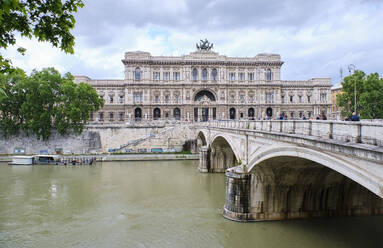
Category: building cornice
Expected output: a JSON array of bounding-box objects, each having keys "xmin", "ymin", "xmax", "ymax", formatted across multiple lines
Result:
[{"xmin": 121, "ymin": 59, "xmax": 284, "ymax": 67}]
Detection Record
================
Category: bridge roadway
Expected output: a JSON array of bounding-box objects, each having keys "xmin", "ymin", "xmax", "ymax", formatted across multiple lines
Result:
[{"xmin": 194, "ymin": 120, "xmax": 383, "ymax": 221}]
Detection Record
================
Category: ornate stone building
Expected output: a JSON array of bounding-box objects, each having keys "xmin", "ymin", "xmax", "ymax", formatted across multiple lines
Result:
[{"xmin": 75, "ymin": 44, "xmax": 331, "ymax": 123}]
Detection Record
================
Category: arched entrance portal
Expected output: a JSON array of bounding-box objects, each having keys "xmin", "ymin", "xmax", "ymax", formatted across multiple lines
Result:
[
  {"xmin": 134, "ymin": 107, "xmax": 142, "ymax": 121},
  {"xmin": 173, "ymin": 108, "xmax": 181, "ymax": 120},
  {"xmin": 194, "ymin": 90, "xmax": 216, "ymax": 101},
  {"xmin": 194, "ymin": 90, "xmax": 216, "ymax": 122},
  {"xmin": 153, "ymin": 108, "xmax": 161, "ymax": 120},
  {"xmin": 266, "ymin": 107, "xmax": 273, "ymax": 118},
  {"xmin": 229, "ymin": 108, "xmax": 236, "ymax": 120}
]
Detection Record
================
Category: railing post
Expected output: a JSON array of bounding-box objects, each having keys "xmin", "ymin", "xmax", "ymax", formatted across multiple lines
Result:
[
  {"xmin": 357, "ymin": 123, "xmax": 361, "ymax": 143},
  {"xmin": 292, "ymin": 120, "xmax": 296, "ymax": 134},
  {"xmin": 309, "ymin": 120, "xmax": 312, "ymax": 136},
  {"xmin": 329, "ymin": 122, "xmax": 333, "ymax": 139},
  {"xmin": 280, "ymin": 120, "xmax": 282, "ymax": 133}
]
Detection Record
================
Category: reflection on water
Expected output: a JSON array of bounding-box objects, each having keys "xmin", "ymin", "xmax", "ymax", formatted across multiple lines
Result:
[{"xmin": 1, "ymin": 161, "xmax": 383, "ymax": 248}]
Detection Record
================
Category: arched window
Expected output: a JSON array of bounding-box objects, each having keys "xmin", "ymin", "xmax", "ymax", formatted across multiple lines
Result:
[
  {"xmin": 229, "ymin": 108, "xmax": 236, "ymax": 120},
  {"xmin": 135, "ymin": 108, "xmax": 142, "ymax": 122},
  {"xmin": 248, "ymin": 108, "xmax": 255, "ymax": 119},
  {"xmin": 265, "ymin": 69, "xmax": 272, "ymax": 81},
  {"xmin": 135, "ymin": 67, "xmax": 141, "ymax": 80},
  {"xmin": 153, "ymin": 108, "xmax": 161, "ymax": 120},
  {"xmin": 202, "ymin": 68, "xmax": 208, "ymax": 81},
  {"xmin": 211, "ymin": 68, "xmax": 217, "ymax": 81},
  {"xmin": 192, "ymin": 68, "xmax": 198, "ymax": 81},
  {"xmin": 173, "ymin": 108, "xmax": 181, "ymax": 120}
]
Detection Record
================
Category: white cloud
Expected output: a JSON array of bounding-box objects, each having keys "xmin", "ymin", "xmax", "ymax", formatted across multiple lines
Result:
[{"xmin": 2, "ymin": 0, "xmax": 383, "ymax": 83}]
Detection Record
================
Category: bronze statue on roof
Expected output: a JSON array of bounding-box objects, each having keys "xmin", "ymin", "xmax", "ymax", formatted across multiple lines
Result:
[{"xmin": 196, "ymin": 39, "xmax": 213, "ymax": 51}]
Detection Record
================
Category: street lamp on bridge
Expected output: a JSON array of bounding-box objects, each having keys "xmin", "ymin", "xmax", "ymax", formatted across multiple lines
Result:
[{"xmin": 348, "ymin": 64, "xmax": 356, "ymax": 114}]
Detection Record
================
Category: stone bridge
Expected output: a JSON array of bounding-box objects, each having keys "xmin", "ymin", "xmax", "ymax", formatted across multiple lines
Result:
[{"xmin": 194, "ymin": 120, "xmax": 383, "ymax": 222}]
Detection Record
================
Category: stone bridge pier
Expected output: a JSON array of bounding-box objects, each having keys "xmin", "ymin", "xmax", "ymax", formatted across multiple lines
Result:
[{"xmin": 223, "ymin": 157, "xmax": 383, "ymax": 222}]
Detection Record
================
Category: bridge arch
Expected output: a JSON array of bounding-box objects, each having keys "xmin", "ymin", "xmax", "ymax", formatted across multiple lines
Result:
[
  {"xmin": 196, "ymin": 131, "xmax": 208, "ymax": 147},
  {"xmin": 247, "ymin": 145, "xmax": 382, "ymax": 197},
  {"xmin": 207, "ymin": 135, "xmax": 240, "ymax": 172},
  {"xmin": 223, "ymin": 145, "xmax": 383, "ymax": 221}
]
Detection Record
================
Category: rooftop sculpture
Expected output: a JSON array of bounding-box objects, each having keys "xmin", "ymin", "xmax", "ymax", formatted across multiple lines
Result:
[{"xmin": 196, "ymin": 39, "xmax": 214, "ymax": 51}]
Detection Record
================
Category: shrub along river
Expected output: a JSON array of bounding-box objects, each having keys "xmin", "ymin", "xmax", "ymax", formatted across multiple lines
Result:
[{"xmin": 1, "ymin": 160, "xmax": 383, "ymax": 248}]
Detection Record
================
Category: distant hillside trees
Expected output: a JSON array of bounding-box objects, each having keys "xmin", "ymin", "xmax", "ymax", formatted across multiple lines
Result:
[
  {"xmin": 0, "ymin": 68, "xmax": 103, "ymax": 140},
  {"xmin": 336, "ymin": 70, "xmax": 383, "ymax": 119}
]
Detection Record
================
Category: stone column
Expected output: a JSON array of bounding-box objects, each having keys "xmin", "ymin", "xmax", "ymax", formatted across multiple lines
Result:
[
  {"xmin": 223, "ymin": 170, "xmax": 253, "ymax": 221},
  {"xmin": 198, "ymin": 146, "xmax": 209, "ymax": 172}
]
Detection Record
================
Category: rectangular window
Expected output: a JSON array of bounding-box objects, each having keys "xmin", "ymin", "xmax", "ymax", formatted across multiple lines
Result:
[
  {"xmin": 153, "ymin": 72, "xmax": 160, "ymax": 80},
  {"xmin": 163, "ymin": 72, "xmax": 170, "ymax": 81},
  {"xmin": 265, "ymin": 93, "xmax": 274, "ymax": 103},
  {"xmin": 240, "ymin": 94, "xmax": 245, "ymax": 103},
  {"xmin": 229, "ymin": 73, "xmax": 236, "ymax": 81},
  {"xmin": 109, "ymin": 112, "xmax": 114, "ymax": 121},
  {"xmin": 173, "ymin": 72, "xmax": 180, "ymax": 81},
  {"xmin": 89, "ymin": 112, "xmax": 93, "ymax": 121},
  {"xmin": 239, "ymin": 73, "xmax": 245, "ymax": 81},
  {"xmin": 307, "ymin": 95, "xmax": 311, "ymax": 103},
  {"xmin": 99, "ymin": 112, "xmax": 104, "ymax": 121},
  {"xmin": 194, "ymin": 108, "xmax": 198, "ymax": 122},
  {"xmin": 320, "ymin": 93, "xmax": 327, "ymax": 102},
  {"xmin": 119, "ymin": 112, "xmax": 124, "ymax": 121},
  {"xmin": 165, "ymin": 95, "xmax": 169, "ymax": 103},
  {"xmin": 133, "ymin": 92, "xmax": 143, "ymax": 103},
  {"xmin": 175, "ymin": 95, "xmax": 179, "ymax": 103},
  {"xmin": 281, "ymin": 95, "xmax": 285, "ymax": 103},
  {"xmin": 119, "ymin": 95, "xmax": 124, "ymax": 103},
  {"xmin": 109, "ymin": 96, "xmax": 114, "ymax": 103},
  {"xmin": 213, "ymin": 108, "xmax": 216, "ymax": 120},
  {"xmin": 230, "ymin": 94, "xmax": 235, "ymax": 103},
  {"xmin": 299, "ymin": 95, "xmax": 302, "ymax": 103},
  {"xmin": 249, "ymin": 95, "xmax": 254, "ymax": 103},
  {"xmin": 155, "ymin": 95, "xmax": 159, "ymax": 103},
  {"xmin": 248, "ymin": 73, "xmax": 254, "ymax": 81},
  {"xmin": 290, "ymin": 95, "xmax": 293, "ymax": 103}
]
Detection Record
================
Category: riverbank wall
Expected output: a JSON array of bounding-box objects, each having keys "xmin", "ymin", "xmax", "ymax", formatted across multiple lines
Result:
[{"xmin": 0, "ymin": 123, "xmax": 196, "ymax": 155}]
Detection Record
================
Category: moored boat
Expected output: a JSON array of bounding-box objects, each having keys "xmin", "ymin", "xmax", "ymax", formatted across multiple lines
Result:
[{"xmin": 9, "ymin": 156, "xmax": 34, "ymax": 165}]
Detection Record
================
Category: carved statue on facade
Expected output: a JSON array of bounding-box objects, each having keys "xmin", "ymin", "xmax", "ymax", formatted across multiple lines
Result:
[{"xmin": 196, "ymin": 39, "xmax": 214, "ymax": 51}]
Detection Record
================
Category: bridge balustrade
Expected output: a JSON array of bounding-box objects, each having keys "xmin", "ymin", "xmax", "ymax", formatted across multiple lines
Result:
[{"xmin": 201, "ymin": 120, "xmax": 383, "ymax": 147}]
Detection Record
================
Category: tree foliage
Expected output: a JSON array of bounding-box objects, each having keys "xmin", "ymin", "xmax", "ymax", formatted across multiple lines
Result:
[
  {"xmin": 336, "ymin": 70, "xmax": 383, "ymax": 119},
  {"xmin": 0, "ymin": 0, "xmax": 84, "ymax": 72},
  {"xmin": 0, "ymin": 68, "xmax": 103, "ymax": 140}
]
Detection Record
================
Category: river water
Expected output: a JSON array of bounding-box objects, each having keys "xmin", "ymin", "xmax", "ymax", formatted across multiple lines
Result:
[{"xmin": 1, "ymin": 160, "xmax": 383, "ymax": 248}]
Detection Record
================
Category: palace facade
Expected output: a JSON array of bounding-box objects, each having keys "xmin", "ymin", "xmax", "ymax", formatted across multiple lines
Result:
[{"xmin": 75, "ymin": 46, "xmax": 331, "ymax": 123}]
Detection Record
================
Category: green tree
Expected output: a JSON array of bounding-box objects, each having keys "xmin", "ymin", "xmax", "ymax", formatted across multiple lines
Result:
[
  {"xmin": 0, "ymin": 68, "xmax": 104, "ymax": 140},
  {"xmin": 358, "ymin": 73, "xmax": 383, "ymax": 119},
  {"xmin": 0, "ymin": 0, "xmax": 84, "ymax": 72},
  {"xmin": 336, "ymin": 70, "xmax": 383, "ymax": 119},
  {"xmin": 0, "ymin": 69, "xmax": 27, "ymax": 135}
]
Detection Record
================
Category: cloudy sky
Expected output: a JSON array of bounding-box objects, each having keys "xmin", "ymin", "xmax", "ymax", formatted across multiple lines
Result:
[{"xmin": 3, "ymin": 0, "xmax": 383, "ymax": 85}]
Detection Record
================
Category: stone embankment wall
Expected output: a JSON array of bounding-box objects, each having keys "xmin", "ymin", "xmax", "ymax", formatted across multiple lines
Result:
[
  {"xmin": 0, "ymin": 130, "xmax": 102, "ymax": 154},
  {"xmin": 0, "ymin": 123, "xmax": 196, "ymax": 154}
]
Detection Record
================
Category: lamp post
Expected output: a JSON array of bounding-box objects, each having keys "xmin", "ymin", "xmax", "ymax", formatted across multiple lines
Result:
[{"xmin": 348, "ymin": 64, "xmax": 356, "ymax": 114}]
